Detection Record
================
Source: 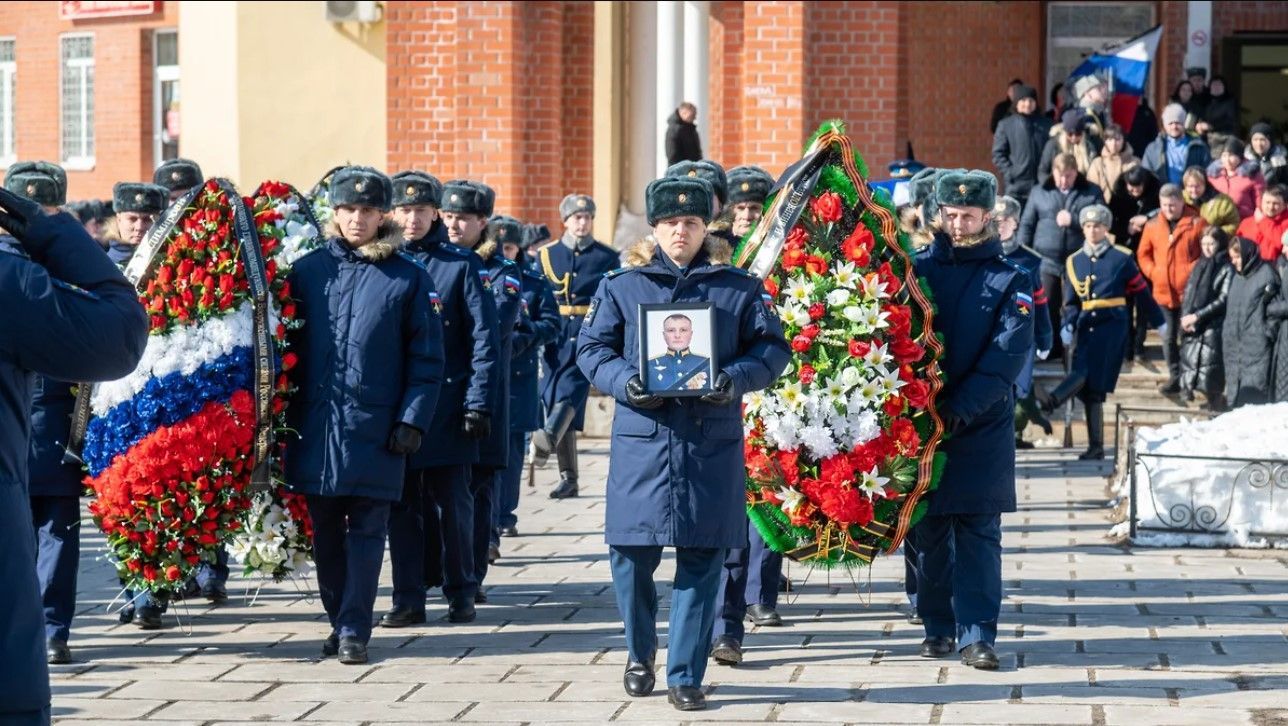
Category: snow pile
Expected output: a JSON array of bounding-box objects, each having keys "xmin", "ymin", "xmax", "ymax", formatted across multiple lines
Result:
[{"xmin": 1114, "ymin": 403, "xmax": 1288, "ymax": 548}]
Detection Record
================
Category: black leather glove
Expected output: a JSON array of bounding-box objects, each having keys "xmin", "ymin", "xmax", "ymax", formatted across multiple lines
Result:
[
  {"xmin": 388, "ymin": 423, "xmax": 423, "ymax": 455},
  {"xmin": 0, "ymin": 186, "xmax": 51, "ymax": 258},
  {"xmin": 942, "ymin": 412, "xmax": 967, "ymax": 436},
  {"xmin": 625, "ymin": 375, "xmax": 663, "ymax": 410},
  {"xmin": 700, "ymin": 371, "xmax": 735, "ymax": 405},
  {"xmin": 461, "ymin": 410, "xmax": 492, "ymax": 440}
]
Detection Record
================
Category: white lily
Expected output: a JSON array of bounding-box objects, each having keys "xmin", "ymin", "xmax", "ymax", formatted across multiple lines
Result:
[
  {"xmin": 863, "ymin": 341, "xmax": 893, "ymax": 369},
  {"xmin": 859, "ymin": 305, "xmax": 890, "ymax": 333},
  {"xmin": 784, "ymin": 277, "xmax": 815, "ymax": 306},
  {"xmin": 858, "ymin": 466, "xmax": 890, "ymax": 498},
  {"xmin": 833, "ymin": 261, "xmax": 859, "ymax": 289},
  {"xmin": 779, "ymin": 487, "xmax": 806, "ymax": 515},
  {"xmin": 859, "ymin": 273, "xmax": 891, "ymax": 301}
]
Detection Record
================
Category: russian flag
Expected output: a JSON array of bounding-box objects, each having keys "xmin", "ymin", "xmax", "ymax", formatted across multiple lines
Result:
[{"xmin": 1068, "ymin": 25, "xmax": 1162, "ymax": 134}]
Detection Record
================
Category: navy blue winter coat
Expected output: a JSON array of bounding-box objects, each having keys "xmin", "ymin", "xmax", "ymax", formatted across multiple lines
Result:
[
  {"xmin": 1004, "ymin": 243, "xmax": 1054, "ymax": 397},
  {"xmin": 401, "ymin": 221, "xmax": 500, "ymax": 469},
  {"xmin": 511, "ymin": 267, "xmax": 561, "ymax": 432},
  {"xmin": 28, "ymin": 377, "xmax": 83, "ymax": 497},
  {"xmin": 474, "ymin": 239, "xmax": 523, "ymax": 469},
  {"xmin": 577, "ymin": 238, "xmax": 790, "ymax": 548},
  {"xmin": 0, "ymin": 211, "xmax": 147, "ymax": 721},
  {"xmin": 284, "ymin": 229, "xmax": 444, "ymax": 501},
  {"xmin": 915, "ymin": 233, "xmax": 1034, "ymax": 515}
]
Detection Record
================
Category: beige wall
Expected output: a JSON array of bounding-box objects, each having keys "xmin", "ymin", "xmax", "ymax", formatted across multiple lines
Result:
[{"xmin": 180, "ymin": 0, "xmax": 387, "ymax": 191}]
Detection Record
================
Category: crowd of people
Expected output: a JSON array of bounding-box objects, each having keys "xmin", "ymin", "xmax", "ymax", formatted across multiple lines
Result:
[{"xmin": 989, "ymin": 71, "xmax": 1288, "ymax": 424}]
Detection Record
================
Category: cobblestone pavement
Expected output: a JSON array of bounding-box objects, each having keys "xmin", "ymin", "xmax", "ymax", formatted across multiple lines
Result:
[{"xmin": 52, "ymin": 446, "xmax": 1288, "ymax": 725}]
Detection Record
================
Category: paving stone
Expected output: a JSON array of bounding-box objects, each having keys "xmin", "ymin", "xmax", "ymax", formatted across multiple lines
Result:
[
  {"xmin": 460, "ymin": 700, "xmax": 624, "ymax": 721},
  {"xmin": 52, "ymin": 698, "xmax": 167, "ymax": 720},
  {"xmin": 252, "ymin": 682, "xmax": 415, "ymax": 702},
  {"xmin": 146, "ymin": 699, "xmax": 320, "ymax": 721},
  {"xmin": 939, "ymin": 702, "xmax": 1093, "ymax": 724},
  {"xmin": 1102, "ymin": 705, "xmax": 1255, "ymax": 725},
  {"xmin": 108, "ymin": 679, "xmax": 273, "ymax": 701}
]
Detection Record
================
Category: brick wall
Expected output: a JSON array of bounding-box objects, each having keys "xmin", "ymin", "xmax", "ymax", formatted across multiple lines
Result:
[
  {"xmin": 0, "ymin": 2, "xmax": 178, "ymax": 200},
  {"xmin": 708, "ymin": 0, "xmax": 744, "ymax": 167},
  {"xmin": 386, "ymin": 1, "xmax": 459, "ymax": 179},
  {"xmin": 1213, "ymin": 1, "xmax": 1288, "ymax": 72},
  {"xmin": 737, "ymin": 1, "xmax": 807, "ymax": 174}
]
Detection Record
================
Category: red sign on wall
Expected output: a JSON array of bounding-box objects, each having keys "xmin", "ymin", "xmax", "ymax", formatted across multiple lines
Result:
[{"xmin": 59, "ymin": 1, "xmax": 161, "ymax": 20}]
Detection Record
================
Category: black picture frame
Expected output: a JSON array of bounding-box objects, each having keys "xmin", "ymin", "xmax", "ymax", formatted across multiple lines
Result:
[{"xmin": 637, "ymin": 301, "xmax": 718, "ymax": 398}]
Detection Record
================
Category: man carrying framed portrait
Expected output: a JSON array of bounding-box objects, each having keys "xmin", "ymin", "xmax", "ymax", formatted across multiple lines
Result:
[{"xmin": 640, "ymin": 305, "xmax": 716, "ymax": 395}]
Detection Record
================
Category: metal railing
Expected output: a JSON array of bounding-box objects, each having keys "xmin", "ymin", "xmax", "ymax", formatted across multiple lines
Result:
[
  {"xmin": 1128, "ymin": 451, "xmax": 1288, "ymax": 539},
  {"xmin": 1111, "ymin": 404, "xmax": 1217, "ymax": 482}
]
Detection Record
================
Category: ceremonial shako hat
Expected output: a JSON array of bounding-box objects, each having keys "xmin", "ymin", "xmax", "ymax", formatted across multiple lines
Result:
[
  {"xmin": 934, "ymin": 170, "xmax": 997, "ymax": 211},
  {"xmin": 391, "ymin": 171, "xmax": 444, "ymax": 208},
  {"xmin": 6, "ymin": 160, "xmax": 67, "ymax": 206},
  {"xmin": 488, "ymin": 214, "xmax": 524, "ymax": 246},
  {"xmin": 329, "ymin": 166, "xmax": 394, "ymax": 211},
  {"xmin": 1079, "ymin": 204, "xmax": 1112, "ymax": 227},
  {"xmin": 559, "ymin": 193, "xmax": 596, "ymax": 221},
  {"xmin": 521, "ymin": 222, "xmax": 551, "ymax": 250},
  {"xmin": 646, "ymin": 176, "xmax": 714, "ymax": 226},
  {"xmin": 666, "ymin": 160, "xmax": 728, "ymax": 204},
  {"xmin": 6, "ymin": 172, "xmax": 63, "ymax": 207},
  {"xmin": 726, "ymin": 165, "xmax": 773, "ymax": 205},
  {"xmin": 153, "ymin": 158, "xmax": 204, "ymax": 193},
  {"xmin": 112, "ymin": 182, "xmax": 169, "ymax": 215},
  {"xmin": 440, "ymin": 179, "xmax": 495, "ymax": 217}
]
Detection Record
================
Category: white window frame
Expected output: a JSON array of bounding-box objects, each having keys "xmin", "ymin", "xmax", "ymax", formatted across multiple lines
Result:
[
  {"xmin": 0, "ymin": 37, "xmax": 15, "ymax": 168},
  {"xmin": 60, "ymin": 32, "xmax": 95, "ymax": 171},
  {"xmin": 152, "ymin": 28, "xmax": 178, "ymax": 166}
]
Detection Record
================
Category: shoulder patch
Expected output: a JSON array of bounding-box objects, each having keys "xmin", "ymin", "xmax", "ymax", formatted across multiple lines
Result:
[{"xmin": 583, "ymin": 296, "xmax": 600, "ymax": 325}]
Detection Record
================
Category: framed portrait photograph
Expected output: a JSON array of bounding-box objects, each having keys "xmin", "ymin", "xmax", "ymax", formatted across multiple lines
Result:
[{"xmin": 637, "ymin": 302, "xmax": 719, "ymax": 398}]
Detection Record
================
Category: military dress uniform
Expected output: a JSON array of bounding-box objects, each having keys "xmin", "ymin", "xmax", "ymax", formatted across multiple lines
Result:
[
  {"xmin": 285, "ymin": 167, "xmax": 444, "ymax": 665},
  {"xmin": 578, "ymin": 176, "xmax": 790, "ymax": 710},
  {"xmin": 534, "ymin": 194, "xmax": 619, "ymax": 499},
  {"xmin": 384, "ymin": 172, "xmax": 500, "ymax": 628},
  {"xmin": 998, "ymin": 199, "xmax": 1055, "ymax": 448},
  {"xmin": 0, "ymin": 185, "xmax": 148, "ymax": 725},
  {"xmin": 909, "ymin": 171, "xmax": 1035, "ymax": 669}
]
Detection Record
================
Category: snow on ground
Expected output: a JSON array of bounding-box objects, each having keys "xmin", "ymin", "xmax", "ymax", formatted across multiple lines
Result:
[{"xmin": 1113, "ymin": 403, "xmax": 1288, "ymax": 548}]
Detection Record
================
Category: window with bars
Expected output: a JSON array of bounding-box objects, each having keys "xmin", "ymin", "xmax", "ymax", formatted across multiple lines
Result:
[
  {"xmin": 61, "ymin": 34, "xmax": 94, "ymax": 167},
  {"xmin": 0, "ymin": 39, "xmax": 14, "ymax": 165}
]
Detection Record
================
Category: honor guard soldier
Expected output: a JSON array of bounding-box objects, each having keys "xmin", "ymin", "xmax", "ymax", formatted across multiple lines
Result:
[
  {"xmin": 0, "ymin": 184, "xmax": 148, "ymax": 725},
  {"xmin": 4, "ymin": 162, "xmax": 66, "ymax": 215},
  {"xmin": 578, "ymin": 176, "xmax": 790, "ymax": 711},
  {"xmin": 285, "ymin": 166, "xmax": 444, "ymax": 665},
  {"xmin": 709, "ymin": 163, "xmax": 787, "ymax": 667},
  {"xmin": 1039, "ymin": 204, "xmax": 1165, "ymax": 459},
  {"xmin": 666, "ymin": 160, "xmax": 735, "ymax": 247},
  {"xmin": 995, "ymin": 195, "xmax": 1055, "ymax": 449},
  {"xmin": 153, "ymin": 158, "xmax": 204, "ymax": 203},
  {"xmin": 910, "ymin": 170, "xmax": 1034, "ymax": 670},
  {"xmin": 494, "ymin": 222, "xmax": 560, "ymax": 542},
  {"xmin": 533, "ymin": 193, "xmax": 619, "ymax": 500},
  {"xmin": 383, "ymin": 171, "xmax": 500, "ymax": 629}
]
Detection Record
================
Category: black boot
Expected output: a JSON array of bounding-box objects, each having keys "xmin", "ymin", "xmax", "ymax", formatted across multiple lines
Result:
[
  {"xmin": 1079, "ymin": 401, "xmax": 1105, "ymax": 460},
  {"xmin": 549, "ymin": 431, "xmax": 579, "ymax": 499},
  {"xmin": 1037, "ymin": 372, "xmax": 1086, "ymax": 414},
  {"xmin": 1018, "ymin": 393, "xmax": 1053, "ymax": 435},
  {"xmin": 531, "ymin": 402, "xmax": 575, "ymax": 466}
]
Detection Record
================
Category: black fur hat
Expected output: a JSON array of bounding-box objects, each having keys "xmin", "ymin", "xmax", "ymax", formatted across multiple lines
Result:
[
  {"xmin": 666, "ymin": 160, "xmax": 728, "ymax": 204},
  {"xmin": 6, "ymin": 160, "xmax": 67, "ymax": 206},
  {"xmin": 440, "ymin": 179, "xmax": 495, "ymax": 217},
  {"xmin": 646, "ymin": 177, "xmax": 714, "ymax": 226},
  {"xmin": 934, "ymin": 170, "xmax": 997, "ymax": 211},
  {"xmin": 5, "ymin": 172, "xmax": 63, "ymax": 207},
  {"xmin": 488, "ymin": 214, "xmax": 524, "ymax": 247},
  {"xmin": 153, "ymin": 158, "xmax": 204, "ymax": 193},
  {"xmin": 329, "ymin": 166, "xmax": 394, "ymax": 211},
  {"xmin": 391, "ymin": 171, "xmax": 444, "ymax": 208},
  {"xmin": 726, "ymin": 165, "xmax": 773, "ymax": 206},
  {"xmin": 112, "ymin": 182, "xmax": 169, "ymax": 214}
]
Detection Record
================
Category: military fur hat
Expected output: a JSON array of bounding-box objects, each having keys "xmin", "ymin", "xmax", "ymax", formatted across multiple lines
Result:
[
  {"xmin": 440, "ymin": 179, "xmax": 495, "ymax": 217},
  {"xmin": 666, "ymin": 160, "xmax": 728, "ymax": 204},
  {"xmin": 391, "ymin": 171, "xmax": 444, "ymax": 208},
  {"xmin": 1071, "ymin": 74, "xmax": 1104, "ymax": 101},
  {"xmin": 112, "ymin": 182, "xmax": 169, "ymax": 215},
  {"xmin": 5, "ymin": 172, "xmax": 63, "ymax": 207},
  {"xmin": 560, "ymin": 193, "xmax": 596, "ymax": 221},
  {"xmin": 726, "ymin": 165, "xmax": 774, "ymax": 205},
  {"xmin": 646, "ymin": 176, "xmax": 714, "ymax": 226},
  {"xmin": 907, "ymin": 167, "xmax": 940, "ymax": 207},
  {"xmin": 521, "ymin": 222, "xmax": 552, "ymax": 249},
  {"xmin": 6, "ymin": 159, "xmax": 66, "ymax": 204},
  {"xmin": 488, "ymin": 214, "xmax": 524, "ymax": 247},
  {"xmin": 328, "ymin": 166, "xmax": 394, "ymax": 211},
  {"xmin": 1079, "ymin": 204, "xmax": 1112, "ymax": 227},
  {"xmin": 934, "ymin": 169, "xmax": 997, "ymax": 211},
  {"xmin": 153, "ymin": 158, "xmax": 203, "ymax": 193},
  {"xmin": 993, "ymin": 195, "xmax": 1022, "ymax": 221}
]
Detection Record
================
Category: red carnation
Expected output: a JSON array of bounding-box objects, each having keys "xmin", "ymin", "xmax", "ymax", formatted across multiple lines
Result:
[
  {"xmin": 782, "ymin": 247, "xmax": 807, "ymax": 270},
  {"xmin": 891, "ymin": 418, "xmax": 921, "ymax": 454},
  {"xmin": 798, "ymin": 364, "xmax": 817, "ymax": 385},
  {"xmin": 878, "ymin": 261, "xmax": 902, "ymax": 295},
  {"xmin": 842, "ymin": 226, "xmax": 875, "ymax": 266},
  {"xmin": 811, "ymin": 191, "xmax": 844, "ymax": 224},
  {"xmin": 165, "ymin": 565, "xmax": 181, "ymax": 582},
  {"xmin": 883, "ymin": 394, "xmax": 905, "ymax": 417},
  {"xmin": 805, "ymin": 255, "xmax": 829, "ymax": 277},
  {"xmin": 801, "ymin": 323, "xmax": 821, "ymax": 339},
  {"xmin": 282, "ymin": 352, "xmax": 299, "ymax": 371},
  {"xmin": 791, "ymin": 335, "xmax": 813, "ymax": 353},
  {"xmin": 886, "ymin": 304, "xmax": 912, "ymax": 337},
  {"xmin": 820, "ymin": 453, "xmax": 855, "ymax": 487},
  {"xmin": 808, "ymin": 302, "xmax": 826, "ymax": 320},
  {"xmin": 775, "ymin": 449, "xmax": 801, "ymax": 485},
  {"xmin": 764, "ymin": 276, "xmax": 780, "ymax": 299}
]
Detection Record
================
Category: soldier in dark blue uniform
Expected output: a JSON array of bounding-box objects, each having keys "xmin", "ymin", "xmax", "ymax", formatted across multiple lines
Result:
[
  {"xmin": 0, "ymin": 185, "xmax": 148, "ymax": 725},
  {"xmin": 667, "ymin": 160, "xmax": 735, "ymax": 248},
  {"xmin": 995, "ymin": 195, "xmax": 1055, "ymax": 449},
  {"xmin": 383, "ymin": 171, "xmax": 499, "ymax": 628},
  {"xmin": 1039, "ymin": 204, "xmax": 1166, "ymax": 459},
  {"xmin": 153, "ymin": 158, "xmax": 204, "ymax": 203},
  {"xmin": 285, "ymin": 166, "xmax": 444, "ymax": 665},
  {"xmin": 533, "ymin": 194, "xmax": 619, "ymax": 500},
  {"xmin": 910, "ymin": 170, "xmax": 1034, "ymax": 670},
  {"xmin": 493, "ymin": 225, "xmax": 560, "ymax": 542},
  {"xmin": 709, "ymin": 163, "xmax": 787, "ymax": 667},
  {"xmin": 578, "ymin": 176, "xmax": 790, "ymax": 711}
]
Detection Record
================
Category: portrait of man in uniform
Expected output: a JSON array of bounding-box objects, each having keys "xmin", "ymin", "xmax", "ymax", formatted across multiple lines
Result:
[{"xmin": 638, "ymin": 303, "xmax": 717, "ymax": 396}]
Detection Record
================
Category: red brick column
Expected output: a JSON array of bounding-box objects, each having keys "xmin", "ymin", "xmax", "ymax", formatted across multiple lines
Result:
[{"xmin": 740, "ymin": 1, "xmax": 808, "ymax": 174}]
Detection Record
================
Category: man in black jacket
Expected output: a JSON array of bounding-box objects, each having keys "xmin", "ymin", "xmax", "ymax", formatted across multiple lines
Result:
[
  {"xmin": 665, "ymin": 102, "xmax": 703, "ymax": 165},
  {"xmin": 991, "ymin": 85, "xmax": 1051, "ymax": 205}
]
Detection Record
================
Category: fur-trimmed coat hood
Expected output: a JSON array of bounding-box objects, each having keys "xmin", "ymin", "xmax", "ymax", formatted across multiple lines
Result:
[
  {"xmin": 622, "ymin": 234, "xmax": 733, "ymax": 269},
  {"xmin": 326, "ymin": 219, "xmax": 406, "ymax": 261}
]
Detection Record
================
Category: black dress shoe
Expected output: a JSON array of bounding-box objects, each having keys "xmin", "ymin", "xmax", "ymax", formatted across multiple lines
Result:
[
  {"xmin": 919, "ymin": 636, "xmax": 955, "ymax": 658},
  {"xmin": 379, "ymin": 607, "xmax": 427, "ymax": 628},
  {"xmin": 474, "ymin": 590, "xmax": 488, "ymax": 604},
  {"xmin": 667, "ymin": 686, "xmax": 706, "ymax": 711},
  {"xmin": 622, "ymin": 660, "xmax": 655, "ymax": 697},
  {"xmin": 118, "ymin": 604, "xmax": 135, "ymax": 624},
  {"xmin": 500, "ymin": 525, "xmax": 518, "ymax": 537},
  {"xmin": 746, "ymin": 604, "xmax": 783, "ymax": 626},
  {"xmin": 201, "ymin": 581, "xmax": 229, "ymax": 604},
  {"xmin": 906, "ymin": 611, "xmax": 923, "ymax": 625},
  {"xmin": 488, "ymin": 543, "xmax": 500, "ymax": 564},
  {"xmin": 448, "ymin": 600, "xmax": 476, "ymax": 623},
  {"xmin": 1014, "ymin": 438, "xmax": 1035, "ymax": 450},
  {"xmin": 548, "ymin": 479, "xmax": 578, "ymax": 499},
  {"xmin": 135, "ymin": 604, "xmax": 164, "ymax": 630},
  {"xmin": 337, "ymin": 636, "xmax": 368, "ymax": 665},
  {"xmin": 1078, "ymin": 446, "xmax": 1105, "ymax": 461},
  {"xmin": 961, "ymin": 642, "xmax": 1000, "ymax": 670},
  {"xmin": 321, "ymin": 633, "xmax": 339, "ymax": 657},
  {"xmin": 47, "ymin": 639, "xmax": 71, "ymax": 665},
  {"xmin": 710, "ymin": 635, "xmax": 743, "ymax": 665},
  {"xmin": 1159, "ymin": 380, "xmax": 1182, "ymax": 395}
]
